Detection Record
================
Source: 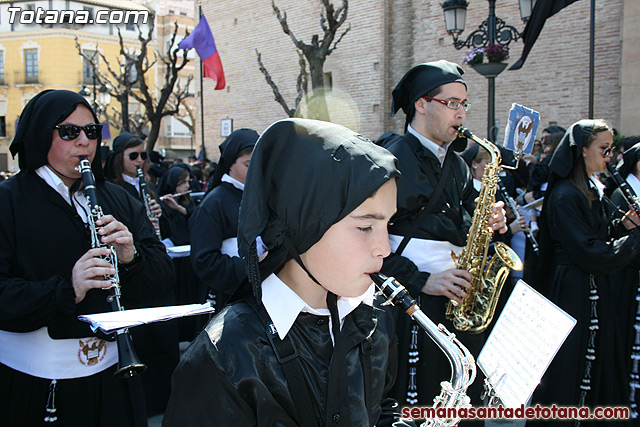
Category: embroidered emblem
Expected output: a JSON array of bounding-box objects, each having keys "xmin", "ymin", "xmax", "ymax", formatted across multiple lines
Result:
[{"xmin": 78, "ymin": 338, "xmax": 107, "ymax": 366}]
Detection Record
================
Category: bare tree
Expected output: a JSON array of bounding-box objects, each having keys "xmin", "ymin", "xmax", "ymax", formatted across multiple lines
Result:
[
  {"xmin": 257, "ymin": 0, "xmax": 350, "ymax": 119},
  {"xmin": 76, "ymin": 19, "xmax": 193, "ymax": 151}
]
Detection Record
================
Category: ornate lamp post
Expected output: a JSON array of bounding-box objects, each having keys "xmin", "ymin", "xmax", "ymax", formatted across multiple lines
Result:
[{"xmin": 441, "ymin": 0, "xmax": 535, "ymax": 141}]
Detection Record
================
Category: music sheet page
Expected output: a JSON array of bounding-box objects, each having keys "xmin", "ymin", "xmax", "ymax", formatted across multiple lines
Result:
[{"xmin": 478, "ymin": 280, "xmax": 576, "ymax": 408}]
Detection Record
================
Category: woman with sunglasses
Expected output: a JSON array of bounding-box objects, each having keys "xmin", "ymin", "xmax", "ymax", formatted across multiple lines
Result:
[
  {"xmin": 0, "ymin": 89, "xmax": 174, "ymax": 426},
  {"xmin": 530, "ymin": 120, "xmax": 640, "ymax": 421},
  {"xmin": 104, "ymin": 132, "xmax": 166, "ymax": 239}
]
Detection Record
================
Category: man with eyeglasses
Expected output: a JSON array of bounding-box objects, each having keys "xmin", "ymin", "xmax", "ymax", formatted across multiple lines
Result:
[
  {"xmin": 0, "ymin": 90, "xmax": 174, "ymax": 426},
  {"xmin": 378, "ymin": 60, "xmax": 507, "ymax": 416}
]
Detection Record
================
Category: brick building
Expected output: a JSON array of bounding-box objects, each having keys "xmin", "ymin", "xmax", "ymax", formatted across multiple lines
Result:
[{"xmin": 195, "ymin": 0, "xmax": 638, "ymax": 162}]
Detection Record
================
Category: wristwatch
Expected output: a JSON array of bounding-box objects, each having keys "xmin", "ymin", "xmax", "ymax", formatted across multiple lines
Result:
[{"xmin": 119, "ymin": 246, "xmax": 141, "ymax": 271}]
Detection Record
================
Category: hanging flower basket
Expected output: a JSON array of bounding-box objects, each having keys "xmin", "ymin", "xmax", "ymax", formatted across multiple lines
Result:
[
  {"xmin": 463, "ymin": 43, "xmax": 509, "ymax": 77},
  {"xmin": 471, "ymin": 62, "xmax": 508, "ymax": 77}
]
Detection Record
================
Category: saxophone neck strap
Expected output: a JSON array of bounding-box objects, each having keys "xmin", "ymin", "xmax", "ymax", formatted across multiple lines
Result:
[{"xmin": 396, "ymin": 156, "xmax": 453, "ymax": 256}]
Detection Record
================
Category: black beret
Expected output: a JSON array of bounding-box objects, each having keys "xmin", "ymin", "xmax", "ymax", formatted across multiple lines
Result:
[{"xmin": 391, "ymin": 60, "xmax": 466, "ymax": 117}]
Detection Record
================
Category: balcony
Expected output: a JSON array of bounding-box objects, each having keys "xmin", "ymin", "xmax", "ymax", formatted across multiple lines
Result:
[{"xmin": 14, "ymin": 70, "xmax": 40, "ymax": 85}]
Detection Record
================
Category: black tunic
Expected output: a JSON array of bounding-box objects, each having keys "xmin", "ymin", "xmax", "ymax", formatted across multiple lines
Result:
[
  {"xmin": 0, "ymin": 171, "xmax": 174, "ymax": 426},
  {"xmin": 189, "ymin": 181, "xmax": 245, "ymax": 309},
  {"xmin": 534, "ymin": 179, "xmax": 640, "ymax": 413},
  {"xmin": 163, "ymin": 294, "xmax": 414, "ymax": 427},
  {"xmin": 380, "ymin": 133, "xmax": 486, "ymax": 413}
]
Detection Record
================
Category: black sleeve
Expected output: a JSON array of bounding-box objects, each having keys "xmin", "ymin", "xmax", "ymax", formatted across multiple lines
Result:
[
  {"xmin": 381, "ymin": 254, "xmax": 430, "ymax": 299},
  {"xmin": 104, "ymin": 185, "xmax": 176, "ymax": 307},
  {"xmin": 189, "ymin": 196, "xmax": 245, "ymax": 297},
  {"xmin": 548, "ymin": 188, "xmax": 640, "ymax": 275},
  {"xmin": 162, "ymin": 334, "xmax": 260, "ymax": 427}
]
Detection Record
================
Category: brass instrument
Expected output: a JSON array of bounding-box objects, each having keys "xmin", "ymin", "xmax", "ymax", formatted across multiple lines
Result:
[
  {"xmin": 79, "ymin": 157, "xmax": 146, "ymax": 378},
  {"xmin": 371, "ymin": 273, "xmax": 475, "ymax": 427},
  {"xmin": 446, "ymin": 126, "xmax": 523, "ymax": 334},
  {"xmin": 137, "ymin": 167, "xmax": 162, "ymax": 240}
]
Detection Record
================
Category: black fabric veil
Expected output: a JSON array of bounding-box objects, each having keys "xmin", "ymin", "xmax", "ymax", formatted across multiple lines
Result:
[
  {"xmin": 391, "ymin": 60, "xmax": 466, "ymax": 130},
  {"xmin": 206, "ymin": 128, "xmax": 259, "ymax": 193},
  {"xmin": 9, "ymin": 89, "xmax": 103, "ymax": 180},
  {"xmin": 237, "ymin": 118, "xmax": 400, "ymax": 300}
]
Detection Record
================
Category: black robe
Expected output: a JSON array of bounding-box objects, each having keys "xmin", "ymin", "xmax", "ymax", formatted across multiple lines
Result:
[
  {"xmin": 189, "ymin": 181, "xmax": 245, "ymax": 310},
  {"xmin": 163, "ymin": 294, "xmax": 414, "ymax": 427},
  {"xmin": 0, "ymin": 171, "xmax": 174, "ymax": 426},
  {"xmin": 380, "ymin": 133, "xmax": 486, "ymax": 414},
  {"xmin": 533, "ymin": 179, "xmax": 640, "ymax": 417}
]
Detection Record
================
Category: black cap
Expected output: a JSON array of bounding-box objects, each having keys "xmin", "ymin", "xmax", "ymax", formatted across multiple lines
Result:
[{"xmin": 392, "ymin": 60, "xmax": 466, "ymax": 127}]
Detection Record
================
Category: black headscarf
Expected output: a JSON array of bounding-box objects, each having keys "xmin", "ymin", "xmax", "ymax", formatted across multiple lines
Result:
[
  {"xmin": 237, "ymin": 118, "xmax": 400, "ymax": 300},
  {"xmin": 157, "ymin": 164, "xmax": 189, "ymax": 196},
  {"xmin": 9, "ymin": 89, "xmax": 103, "ymax": 180},
  {"xmin": 549, "ymin": 119, "xmax": 599, "ymax": 179},
  {"xmin": 104, "ymin": 132, "xmax": 144, "ymax": 180},
  {"xmin": 207, "ymin": 128, "xmax": 259, "ymax": 193},
  {"xmin": 391, "ymin": 60, "xmax": 466, "ymax": 129},
  {"xmin": 617, "ymin": 142, "xmax": 640, "ymax": 180},
  {"xmin": 543, "ymin": 125, "xmax": 566, "ymax": 135}
]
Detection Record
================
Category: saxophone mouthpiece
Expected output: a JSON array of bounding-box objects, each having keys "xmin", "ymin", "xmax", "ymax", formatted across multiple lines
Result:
[
  {"xmin": 369, "ymin": 272, "xmax": 387, "ymax": 287},
  {"xmin": 455, "ymin": 126, "xmax": 472, "ymax": 139}
]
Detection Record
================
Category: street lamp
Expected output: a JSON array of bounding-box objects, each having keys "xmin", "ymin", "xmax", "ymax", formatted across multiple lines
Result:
[{"xmin": 441, "ymin": 0, "xmax": 535, "ymax": 141}]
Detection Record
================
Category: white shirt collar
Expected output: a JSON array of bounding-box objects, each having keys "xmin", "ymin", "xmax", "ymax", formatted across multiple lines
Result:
[
  {"xmin": 588, "ymin": 175, "xmax": 605, "ymax": 200},
  {"xmin": 35, "ymin": 165, "xmax": 89, "ymax": 222},
  {"xmin": 221, "ymin": 173, "xmax": 245, "ymax": 191},
  {"xmin": 407, "ymin": 123, "xmax": 451, "ymax": 166},
  {"xmin": 122, "ymin": 173, "xmax": 140, "ymax": 194},
  {"xmin": 261, "ymin": 273, "xmax": 375, "ymax": 343},
  {"xmin": 626, "ymin": 173, "xmax": 640, "ymax": 199}
]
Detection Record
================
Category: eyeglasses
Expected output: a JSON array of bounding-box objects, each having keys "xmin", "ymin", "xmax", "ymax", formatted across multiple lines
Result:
[
  {"xmin": 591, "ymin": 146, "xmax": 613, "ymax": 158},
  {"xmin": 128, "ymin": 151, "xmax": 148, "ymax": 161},
  {"xmin": 54, "ymin": 124, "xmax": 103, "ymax": 140},
  {"xmin": 422, "ymin": 96, "xmax": 470, "ymax": 112}
]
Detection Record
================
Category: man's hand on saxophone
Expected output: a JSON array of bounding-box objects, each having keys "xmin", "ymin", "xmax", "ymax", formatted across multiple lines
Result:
[
  {"xmin": 95, "ymin": 214, "xmax": 136, "ymax": 264},
  {"xmin": 422, "ymin": 269, "xmax": 473, "ymax": 304},
  {"xmin": 71, "ymin": 247, "xmax": 116, "ymax": 303}
]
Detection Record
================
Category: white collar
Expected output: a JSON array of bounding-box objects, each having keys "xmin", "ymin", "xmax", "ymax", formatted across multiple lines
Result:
[
  {"xmin": 261, "ymin": 273, "xmax": 374, "ymax": 342},
  {"xmin": 407, "ymin": 124, "xmax": 451, "ymax": 166},
  {"xmin": 626, "ymin": 173, "xmax": 640, "ymax": 198},
  {"xmin": 221, "ymin": 173, "xmax": 245, "ymax": 191},
  {"xmin": 122, "ymin": 173, "xmax": 140, "ymax": 194},
  {"xmin": 588, "ymin": 175, "xmax": 605, "ymax": 199}
]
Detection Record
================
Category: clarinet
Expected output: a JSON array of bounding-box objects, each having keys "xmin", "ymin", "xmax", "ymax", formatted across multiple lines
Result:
[
  {"xmin": 497, "ymin": 177, "xmax": 540, "ymax": 255},
  {"xmin": 79, "ymin": 157, "xmax": 146, "ymax": 378},
  {"xmin": 137, "ymin": 167, "xmax": 162, "ymax": 240},
  {"xmin": 371, "ymin": 273, "xmax": 475, "ymax": 427},
  {"xmin": 606, "ymin": 163, "xmax": 640, "ymax": 216}
]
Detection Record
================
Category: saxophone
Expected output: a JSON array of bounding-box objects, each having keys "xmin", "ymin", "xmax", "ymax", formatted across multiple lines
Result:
[
  {"xmin": 445, "ymin": 126, "xmax": 523, "ymax": 334},
  {"xmin": 371, "ymin": 273, "xmax": 475, "ymax": 427}
]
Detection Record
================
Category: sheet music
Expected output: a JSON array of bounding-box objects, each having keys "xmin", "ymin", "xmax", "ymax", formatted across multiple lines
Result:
[
  {"xmin": 78, "ymin": 303, "xmax": 215, "ymax": 333},
  {"xmin": 478, "ymin": 280, "xmax": 576, "ymax": 408}
]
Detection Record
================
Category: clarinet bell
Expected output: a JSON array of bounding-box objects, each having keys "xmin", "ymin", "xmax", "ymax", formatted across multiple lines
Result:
[{"xmin": 114, "ymin": 331, "xmax": 147, "ymax": 378}]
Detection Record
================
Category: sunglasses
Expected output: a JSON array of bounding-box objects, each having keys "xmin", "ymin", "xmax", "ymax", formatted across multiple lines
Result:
[
  {"xmin": 128, "ymin": 151, "xmax": 148, "ymax": 161},
  {"xmin": 54, "ymin": 124, "xmax": 103, "ymax": 141}
]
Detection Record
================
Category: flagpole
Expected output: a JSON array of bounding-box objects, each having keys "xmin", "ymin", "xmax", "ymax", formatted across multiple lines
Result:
[
  {"xmin": 199, "ymin": 4, "xmax": 206, "ymax": 160},
  {"xmin": 588, "ymin": 0, "xmax": 595, "ymax": 119}
]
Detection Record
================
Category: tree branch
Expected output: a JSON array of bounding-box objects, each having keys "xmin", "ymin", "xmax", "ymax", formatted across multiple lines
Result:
[{"xmin": 256, "ymin": 49, "xmax": 295, "ymax": 117}]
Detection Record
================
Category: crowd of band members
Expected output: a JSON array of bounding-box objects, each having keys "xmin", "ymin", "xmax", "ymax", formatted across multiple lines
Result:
[{"xmin": 2, "ymin": 64, "xmax": 640, "ymax": 425}]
